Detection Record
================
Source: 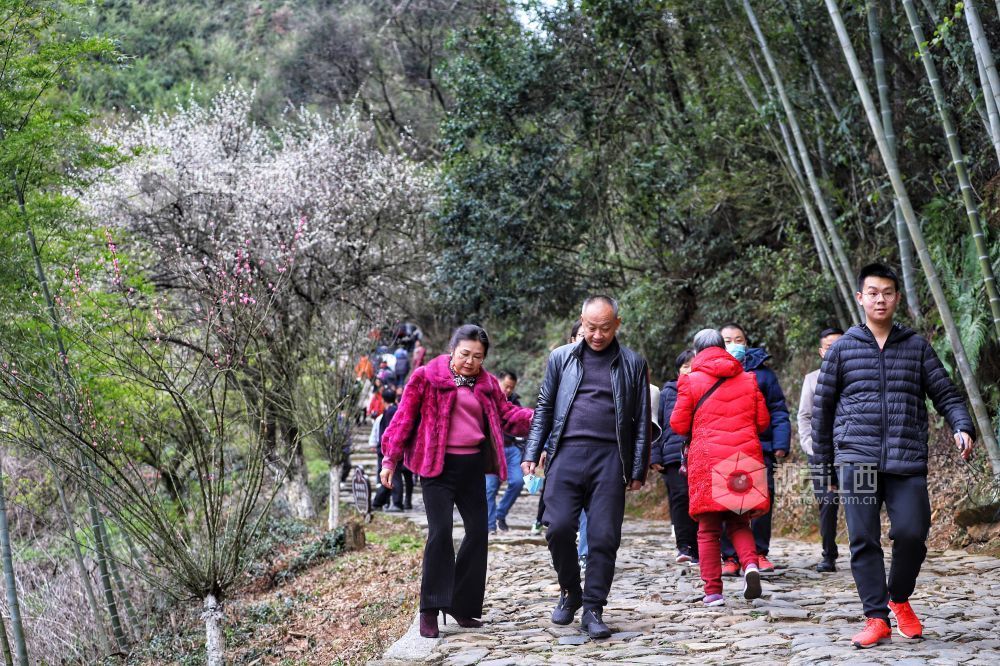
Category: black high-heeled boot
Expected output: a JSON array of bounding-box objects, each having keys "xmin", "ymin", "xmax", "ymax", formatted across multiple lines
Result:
[{"xmin": 419, "ymin": 611, "xmax": 439, "ymax": 638}]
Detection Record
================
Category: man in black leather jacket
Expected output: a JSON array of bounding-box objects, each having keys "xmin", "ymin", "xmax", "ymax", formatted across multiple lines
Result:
[{"xmin": 521, "ymin": 295, "xmax": 652, "ymax": 639}]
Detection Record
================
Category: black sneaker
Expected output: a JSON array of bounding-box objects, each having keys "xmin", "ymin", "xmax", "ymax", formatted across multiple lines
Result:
[
  {"xmin": 551, "ymin": 589, "xmax": 583, "ymax": 625},
  {"xmin": 581, "ymin": 608, "xmax": 611, "ymax": 639},
  {"xmin": 816, "ymin": 559, "xmax": 837, "ymax": 573},
  {"xmin": 497, "ymin": 518, "xmax": 509, "ymax": 532}
]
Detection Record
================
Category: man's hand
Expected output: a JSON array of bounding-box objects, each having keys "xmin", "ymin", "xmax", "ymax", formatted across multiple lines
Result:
[
  {"xmin": 627, "ymin": 480, "xmax": 643, "ymax": 491},
  {"xmin": 650, "ymin": 463, "xmax": 663, "ymax": 473},
  {"xmin": 521, "ymin": 461, "xmax": 537, "ymax": 476},
  {"xmin": 955, "ymin": 431, "xmax": 975, "ymax": 461},
  {"xmin": 774, "ymin": 450, "xmax": 787, "ymax": 460},
  {"xmin": 379, "ymin": 467, "xmax": 394, "ymax": 489}
]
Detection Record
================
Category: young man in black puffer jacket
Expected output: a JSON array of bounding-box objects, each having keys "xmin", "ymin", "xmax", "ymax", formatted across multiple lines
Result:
[{"xmin": 812, "ymin": 262, "xmax": 976, "ymax": 650}]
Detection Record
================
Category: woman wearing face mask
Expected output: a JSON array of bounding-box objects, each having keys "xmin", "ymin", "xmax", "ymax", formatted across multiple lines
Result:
[
  {"xmin": 717, "ymin": 322, "xmax": 791, "ymax": 575},
  {"xmin": 380, "ymin": 324, "xmax": 534, "ymax": 638}
]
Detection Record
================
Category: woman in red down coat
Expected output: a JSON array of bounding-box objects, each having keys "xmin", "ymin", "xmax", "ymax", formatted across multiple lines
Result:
[
  {"xmin": 380, "ymin": 324, "xmax": 533, "ymax": 637},
  {"xmin": 670, "ymin": 329, "xmax": 770, "ymax": 606}
]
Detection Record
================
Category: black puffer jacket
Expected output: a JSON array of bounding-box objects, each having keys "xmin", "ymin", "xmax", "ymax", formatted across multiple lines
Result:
[
  {"xmin": 524, "ymin": 339, "xmax": 652, "ymax": 483},
  {"xmin": 811, "ymin": 323, "xmax": 974, "ymax": 475},
  {"xmin": 651, "ymin": 381, "xmax": 686, "ymax": 467}
]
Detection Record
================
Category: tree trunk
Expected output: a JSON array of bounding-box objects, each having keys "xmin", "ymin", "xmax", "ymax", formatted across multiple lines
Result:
[
  {"xmin": 328, "ymin": 467, "xmax": 341, "ymax": 531},
  {"xmin": 742, "ymin": 0, "xmax": 860, "ymax": 317},
  {"xmin": 904, "ymin": 0, "xmax": 1000, "ymax": 338},
  {"xmin": 202, "ymin": 594, "xmax": 225, "ymax": 666},
  {"xmin": 826, "ymin": 0, "xmax": 1000, "ymax": 477},
  {"xmin": 868, "ymin": 1, "xmax": 922, "ymax": 321},
  {"xmin": 281, "ymin": 423, "xmax": 315, "ymax": 520},
  {"xmin": 0, "ymin": 455, "xmax": 28, "ymax": 666}
]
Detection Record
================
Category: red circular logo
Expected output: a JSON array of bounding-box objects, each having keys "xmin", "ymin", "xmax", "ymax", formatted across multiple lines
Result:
[{"xmin": 727, "ymin": 472, "xmax": 752, "ymax": 493}]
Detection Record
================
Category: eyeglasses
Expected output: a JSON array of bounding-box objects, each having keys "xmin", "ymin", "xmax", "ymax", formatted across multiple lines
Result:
[
  {"xmin": 861, "ymin": 290, "xmax": 897, "ymax": 301},
  {"xmin": 455, "ymin": 351, "xmax": 484, "ymax": 363}
]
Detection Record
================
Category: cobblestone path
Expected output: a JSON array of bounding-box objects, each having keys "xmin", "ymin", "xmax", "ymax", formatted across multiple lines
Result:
[{"xmin": 363, "ymin": 458, "xmax": 1000, "ymax": 665}]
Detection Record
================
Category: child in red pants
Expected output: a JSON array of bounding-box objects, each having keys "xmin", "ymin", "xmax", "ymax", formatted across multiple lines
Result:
[{"xmin": 669, "ymin": 336, "xmax": 771, "ymax": 606}]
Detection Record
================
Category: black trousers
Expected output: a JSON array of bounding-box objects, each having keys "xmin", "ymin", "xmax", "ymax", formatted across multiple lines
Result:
[
  {"xmin": 661, "ymin": 463, "xmax": 697, "ymax": 556},
  {"xmin": 420, "ymin": 453, "xmax": 489, "ymax": 616},
  {"xmin": 809, "ymin": 455, "xmax": 839, "ymax": 562},
  {"xmin": 839, "ymin": 464, "xmax": 931, "ymax": 620},
  {"xmin": 721, "ymin": 453, "xmax": 776, "ymax": 559},
  {"xmin": 391, "ymin": 467, "xmax": 414, "ymax": 508},
  {"xmin": 536, "ymin": 491, "xmax": 546, "ymax": 523},
  {"xmin": 543, "ymin": 444, "xmax": 625, "ymax": 610}
]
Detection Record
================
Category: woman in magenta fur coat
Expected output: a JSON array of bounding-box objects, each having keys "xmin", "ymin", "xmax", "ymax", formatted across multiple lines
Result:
[{"xmin": 380, "ymin": 324, "xmax": 533, "ymax": 637}]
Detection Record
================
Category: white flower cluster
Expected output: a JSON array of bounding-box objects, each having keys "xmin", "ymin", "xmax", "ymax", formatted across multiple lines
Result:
[{"xmin": 81, "ymin": 86, "xmax": 435, "ymax": 320}]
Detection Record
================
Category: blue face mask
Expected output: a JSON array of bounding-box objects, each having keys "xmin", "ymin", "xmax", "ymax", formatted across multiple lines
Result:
[{"xmin": 726, "ymin": 343, "xmax": 747, "ymax": 362}]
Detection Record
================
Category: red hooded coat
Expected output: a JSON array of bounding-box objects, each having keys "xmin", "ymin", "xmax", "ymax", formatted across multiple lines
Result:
[
  {"xmin": 670, "ymin": 347, "xmax": 770, "ymax": 518},
  {"xmin": 381, "ymin": 354, "xmax": 534, "ymax": 480}
]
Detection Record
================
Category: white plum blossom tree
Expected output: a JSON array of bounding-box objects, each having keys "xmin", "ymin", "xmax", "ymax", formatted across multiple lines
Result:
[{"xmin": 81, "ymin": 88, "xmax": 434, "ymax": 519}]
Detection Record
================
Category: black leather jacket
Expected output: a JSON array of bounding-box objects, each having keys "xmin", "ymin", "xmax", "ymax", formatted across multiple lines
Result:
[{"xmin": 524, "ymin": 339, "xmax": 652, "ymax": 483}]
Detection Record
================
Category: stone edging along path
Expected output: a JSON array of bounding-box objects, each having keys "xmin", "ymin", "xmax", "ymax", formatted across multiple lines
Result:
[{"xmin": 369, "ymin": 490, "xmax": 1000, "ymax": 666}]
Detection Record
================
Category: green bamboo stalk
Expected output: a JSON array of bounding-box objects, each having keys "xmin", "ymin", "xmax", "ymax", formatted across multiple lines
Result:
[
  {"xmin": 105, "ymin": 534, "xmax": 140, "ymax": 638},
  {"xmin": 87, "ymin": 487, "xmax": 128, "ymax": 651},
  {"xmin": 18, "ymin": 394, "xmax": 110, "ymax": 652},
  {"xmin": 11, "ymin": 172, "xmax": 130, "ymax": 653},
  {"xmin": 974, "ymin": 42, "xmax": 1000, "ymax": 165},
  {"xmin": 965, "ymin": 0, "xmax": 1000, "ymax": 123},
  {"xmin": 867, "ymin": 1, "xmax": 922, "ymax": 322},
  {"xmin": 716, "ymin": 27, "xmax": 857, "ymax": 322},
  {"xmin": 0, "ymin": 612, "xmax": 12, "ymax": 666},
  {"xmin": 904, "ymin": 0, "xmax": 1000, "ymax": 338},
  {"xmin": 742, "ymin": 0, "xmax": 860, "ymax": 317},
  {"xmin": 714, "ymin": 26, "xmax": 856, "ymax": 322},
  {"xmin": 0, "ymin": 455, "xmax": 28, "ymax": 666},
  {"xmin": 918, "ymin": 0, "xmax": 998, "ymax": 161},
  {"xmin": 825, "ymin": 0, "xmax": 1000, "ymax": 477}
]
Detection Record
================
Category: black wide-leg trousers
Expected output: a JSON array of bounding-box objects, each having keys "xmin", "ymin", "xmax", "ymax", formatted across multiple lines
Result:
[{"xmin": 419, "ymin": 453, "xmax": 489, "ymax": 617}]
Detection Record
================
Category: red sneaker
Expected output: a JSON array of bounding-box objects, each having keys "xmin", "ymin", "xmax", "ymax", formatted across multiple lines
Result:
[
  {"xmin": 888, "ymin": 600, "xmax": 923, "ymax": 639},
  {"xmin": 757, "ymin": 555, "xmax": 775, "ymax": 572},
  {"xmin": 851, "ymin": 617, "xmax": 892, "ymax": 649},
  {"xmin": 721, "ymin": 557, "xmax": 740, "ymax": 577}
]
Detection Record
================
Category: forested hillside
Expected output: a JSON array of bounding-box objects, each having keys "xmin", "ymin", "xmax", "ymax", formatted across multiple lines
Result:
[{"xmin": 2, "ymin": 0, "xmax": 1000, "ymax": 663}]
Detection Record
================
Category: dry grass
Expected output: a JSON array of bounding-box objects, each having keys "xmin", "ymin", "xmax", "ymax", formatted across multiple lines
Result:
[{"xmin": 130, "ymin": 512, "xmax": 422, "ymax": 665}]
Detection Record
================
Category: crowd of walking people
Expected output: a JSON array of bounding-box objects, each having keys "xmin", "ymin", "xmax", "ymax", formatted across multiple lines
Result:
[{"xmin": 366, "ymin": 262, "xmax": 978, "ymax": 650}]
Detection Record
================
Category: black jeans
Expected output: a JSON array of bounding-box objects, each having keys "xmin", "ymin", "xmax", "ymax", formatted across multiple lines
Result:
[
  {"xmin": 420, "ymin": 453, "xmax": 489, "ymax": 617},
  {"xmin": 721, "ymin": 453, "xmax": 776, "ymax": 560},
  {"xmin": 809, "ymin": 455, "xmax": 839, "ymax": 562},
  {"xmin": 661, "ymin": 463, "xmax": 697, "ymax": 556},
  {"xmin": 839, "ymin": 464, "xmax": 930, "ymax": 620},
  {"xmin": 543, "ymin": 444, "xmax": 626, "ymax": 611}
]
